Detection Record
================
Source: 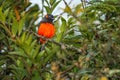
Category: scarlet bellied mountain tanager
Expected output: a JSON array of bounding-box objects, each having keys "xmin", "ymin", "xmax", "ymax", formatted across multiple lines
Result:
[{"xmin": 38, "ymin": 14, "xmax": 55, "ymax": 44}]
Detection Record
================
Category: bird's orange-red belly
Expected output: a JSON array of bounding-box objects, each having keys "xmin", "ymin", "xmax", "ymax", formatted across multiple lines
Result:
[{"xmin": 38, "ymin": 23, "xmax": 55, "ymax": 43}]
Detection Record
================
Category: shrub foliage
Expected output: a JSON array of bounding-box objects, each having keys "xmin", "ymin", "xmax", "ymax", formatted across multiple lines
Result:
[{"xmin": 0, "ymin": 0, "xmax": 120, "ymax": 80}]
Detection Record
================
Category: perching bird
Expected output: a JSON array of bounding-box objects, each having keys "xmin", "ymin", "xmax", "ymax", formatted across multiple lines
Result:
[{"xmin": 38, "ymin": 14, "xmax": 55, "ymax": 44}]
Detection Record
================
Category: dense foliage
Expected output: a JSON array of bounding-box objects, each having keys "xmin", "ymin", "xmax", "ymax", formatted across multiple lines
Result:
[{"xmin": 0, "ymin": 0, "xmax": 120, "ymax": 80}]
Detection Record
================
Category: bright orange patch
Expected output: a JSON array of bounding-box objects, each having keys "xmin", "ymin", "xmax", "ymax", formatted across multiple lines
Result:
[{"xmin": 38, "ymin": 23, "xmax": 55, "ymax": 43}]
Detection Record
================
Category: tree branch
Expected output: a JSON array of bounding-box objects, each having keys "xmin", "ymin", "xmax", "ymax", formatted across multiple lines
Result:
[
  {"xmin": 28, "ymin": 30, "xmax": 82, "ymax": 53},
  {"xmin": 62, "ymin": 0, "xmax": 81, "ymax": 24}
]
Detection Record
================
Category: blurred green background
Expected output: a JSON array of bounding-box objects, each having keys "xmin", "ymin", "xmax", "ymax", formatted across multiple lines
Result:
[{"xmin": 0, "ymin": 0, "xmax": 120, "ymax": 80}]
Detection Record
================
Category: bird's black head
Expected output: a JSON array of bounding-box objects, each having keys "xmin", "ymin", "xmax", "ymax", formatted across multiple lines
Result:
[{"xmin": 41, "ymin": 14, "xmax": 54, "ymax": 23}]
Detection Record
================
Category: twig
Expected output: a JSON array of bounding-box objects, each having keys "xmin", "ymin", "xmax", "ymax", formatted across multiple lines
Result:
[
  {"xmin": 27, "ymin": 18, "xmax": 35, "ymax": 30},
  {"xmin": 55, "ymin": 12, "xmax": 64, "ymax": 22},
  {"xmin": 42, "ymin": 0, "xmax": 44, "ymax": 18},
  {"xmin": 61, "ymin": 65, "xmax": 75, "ymax": 75},
  {"xmin": 81, "ymin": 0, "xmax": 87, "ymax": 9},
  {"xmin": 28, "ymin": 30, "xmax": 82, "ymax": 53},
  {"xmin": 68, "ymin": 0, "xmax": 72, "ymax": 5},
  {"xmin": 62, "ymin": 0, "xmax": 81, "ymax": 23},
  {"xmin": 0, "ymin": 21, "xmax": 12, "ymax": 37}
]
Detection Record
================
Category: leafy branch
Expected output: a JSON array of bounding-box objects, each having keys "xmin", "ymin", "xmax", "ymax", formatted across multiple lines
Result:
[
  {"xmin": 28, "ymin": 30, "xmax": 82, "ymax": 53},
  {"xmin": 63, "ymin": 0, "xmax": 82, "ymax": 23}
]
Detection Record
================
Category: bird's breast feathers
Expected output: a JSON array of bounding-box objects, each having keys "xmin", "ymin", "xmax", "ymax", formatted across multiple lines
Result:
[{"xmin": 38, "ymin": 23, "xmax": 55, "ymax": 38}]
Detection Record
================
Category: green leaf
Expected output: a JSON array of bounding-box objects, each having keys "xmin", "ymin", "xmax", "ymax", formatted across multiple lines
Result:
[
  {"xmin": 44, "ymin": 72, "xmax": 52, "ymax": 80},
  {"xmin": 12, "ymin": 17, "xmax": 19, "ymax": 36},
  {"xmin": 74, "ymin": 4, "xmax": 83, "ymax": 14},
  {"xmin": 56, "ymin": 17, "xmax": 66, "ymax": 42},
  {"xmin": 45, "ymin": 0, "xmax": 50, "ymax": 6},
  {"xmin": 0, "ymin": 7, "xmax": 5, "ymax": 22},
  {"xmin": 18, "ymin": 15, "xmax": 26, "ymax": 35},
  {"xmin": 44, "ymin": 6, "xmax": 51, "ymax": 14},
  {"xmin": 4, "ymin": 8, "xmax": 10, "ymax": 17},
  {"xmin": 36, "ymin": 51, "xmax": 45, "ymax": 62},
  {"xmin": 0, "ymin": 31, "xmax": 5, "ymax": 40},
  {"xmin": 21, "ymin": 32, "xmax": 26, "ymax": 43},
  {"xmin": 50, "ymin": 0, "xmax": 56, "ymax": 5},
  {"xmin": 52, "ymin": 1, "xmax": 61, "ymax": 11},
  {"xmin": 11, "ymin": 65, "xmax": 28, "ymax": 80},
  {"xmin": 28, "ymin": 40, "xmax": 37, "ymax": 56},
  {"xmin": 30, "ymin": 40, "xmax": 37, "ymax": 48},
  {"xmin": 32, "ymin": 45, "xmax": 40, "ymax": 59},
  {"xmin": 64, "ymin": 5, "xmax": 72, "ymax": 13},
  {"xmin": 26, "ymin": 34, "xmax": 33, "ymax": 46},
  {"xmin": 81, "ymin": 75, "xmax": 89, "ymax": 80},
  {"xmin": 9, "ymin": 49, "xmax": 27, "ymax": 57},
  {"xmin": 31, "ymin": 70, "xmax": 41, "ymax": 80},
  {"xmin": 61, "ymin": 17, "xmax": 66, "ymax": 32}
]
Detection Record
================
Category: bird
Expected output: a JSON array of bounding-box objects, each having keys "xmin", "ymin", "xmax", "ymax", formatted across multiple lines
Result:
[{"xmin": 38, "ymin": 14, "xmax": 55, "ymax": 44}]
